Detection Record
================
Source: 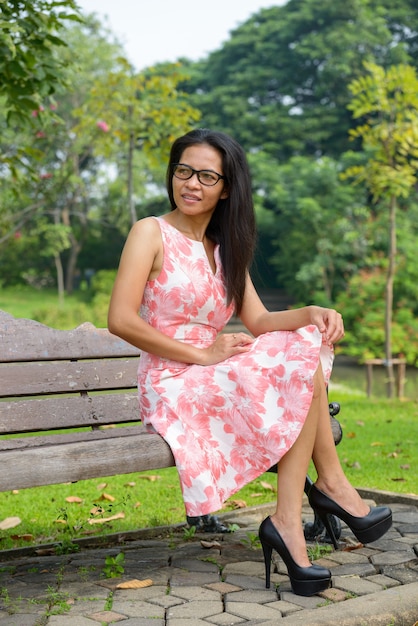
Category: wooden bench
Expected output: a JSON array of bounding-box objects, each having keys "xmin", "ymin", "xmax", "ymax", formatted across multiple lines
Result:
[
  {"xmin": 0, "ymin": 310, "xmax": 175, "ymax": 493},
  {"xmin": 1, "ymin": 309, "xmax": 343, "ymax": 541}
]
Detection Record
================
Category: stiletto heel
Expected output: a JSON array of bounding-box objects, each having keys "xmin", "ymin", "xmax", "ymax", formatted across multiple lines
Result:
[
  {"xmin": 258, "ymin": 517, "xmax": 331, "ymax": 596},
  {"xmin": 308, "ymin": 484, "xmax": 392, "ymax": 548}
]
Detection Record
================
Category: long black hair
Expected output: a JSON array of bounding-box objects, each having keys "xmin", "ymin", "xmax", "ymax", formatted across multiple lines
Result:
[{"xmin": 166, "ymin": 129, "xmax": 256, "ymax": 314}]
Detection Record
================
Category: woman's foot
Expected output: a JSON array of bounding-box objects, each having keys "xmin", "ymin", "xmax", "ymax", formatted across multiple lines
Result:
[
  {"xmin": 313, "ymin": 479, "xmax": 370, "ymax": 518},
  {"xmin": 269, "ymin": 513, "xmax": 311, "ymax": 568},
  {"xmin": 308, "ymin": 483, "xmax": 392, "ymax": 549},
  {"xmin": 259, "ymin": 516, "xmax": 331, "ymax": 595}
]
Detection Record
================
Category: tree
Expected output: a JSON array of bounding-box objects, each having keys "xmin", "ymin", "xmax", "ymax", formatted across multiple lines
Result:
[
  {"xmin": 0, "ymin": 0, "xmax": 81, "ymax": 123},
  {"xmin": 184, "ymin": 0, "xmax": 418, "ymax": 161},
  {"xmin": 343, "ymin": 62, "xmax": 418, "ymax": 397},
  {"xmin": 77, "ymin": 60, "xmax": 200, "ymax": 226}
]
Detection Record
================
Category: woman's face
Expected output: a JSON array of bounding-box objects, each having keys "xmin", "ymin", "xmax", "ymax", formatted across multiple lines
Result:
[{"xmin": 172, "ymin": 143, "xmax": 228, "ymax": 218}]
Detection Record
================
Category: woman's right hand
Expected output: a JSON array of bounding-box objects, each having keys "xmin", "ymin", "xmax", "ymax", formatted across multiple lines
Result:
[{"xmin": 200, "ymin": 332, "xmax": 254, "ymax": 365}]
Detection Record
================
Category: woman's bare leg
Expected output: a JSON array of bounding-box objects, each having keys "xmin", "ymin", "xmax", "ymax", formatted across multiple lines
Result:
[
  {"xmin": 311, "ymin": 370, "xmax": 369, "ymax": 517},
  {"xmin": 270, "ymin": 364, "xmax": 369, "ymax": 567},
  {"xmin": 270, "ymin": 367, "xmax": 323, "ymax": 567}
]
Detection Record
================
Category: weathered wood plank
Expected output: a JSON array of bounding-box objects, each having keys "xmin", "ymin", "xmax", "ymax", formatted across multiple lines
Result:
[
  {"xmin": 0, "ymin": 394, "xmax": 140, "ymax": 434},
  {"xmin": 0, "ymin": 425, "xmax": 147, "ymax": 450},
  {"xmin": 0, "ymin": 431, "xmax": 175, "ymax": 491},
  {"xmin": 0, "ymin": 311, "xmax": 140, "ymax": 362},
  {"xmin": 0, "ymin": 359, "xmax": 138, "ymax": 398}
]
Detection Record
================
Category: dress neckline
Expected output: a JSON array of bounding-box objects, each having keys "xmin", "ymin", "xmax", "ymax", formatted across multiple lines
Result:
[{"xmin": 157, "ymin": 216, "xmax": 218, "ymax": 276}]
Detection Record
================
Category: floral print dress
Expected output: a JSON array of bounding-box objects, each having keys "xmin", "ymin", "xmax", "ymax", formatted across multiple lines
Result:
[{"xmin": 137, "ymin": 217, "xmax": 334, "ymax": 516}]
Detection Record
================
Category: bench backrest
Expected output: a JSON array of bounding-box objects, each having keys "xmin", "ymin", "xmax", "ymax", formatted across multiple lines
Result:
[{"xmin": 0, "ymin": 310, "xmax": 141, "ymax": 436}]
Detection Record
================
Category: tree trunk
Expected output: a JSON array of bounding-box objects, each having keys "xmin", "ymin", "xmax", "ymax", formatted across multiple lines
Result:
[
  {"xmin": 127, "ymin": 128, "xmax": 136, "ymax": 226},
  {"xmin": 54, "ymin": 254, "xmax": 65, "ymax": 307},
  {"xmin": 384, "ymin": 195, "xmax": 397, "ymax": 398}
]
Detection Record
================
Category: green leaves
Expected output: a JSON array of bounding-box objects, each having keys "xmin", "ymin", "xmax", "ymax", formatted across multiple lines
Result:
[{"xmin": 0, "ymin": 0, "xmax": 82, "ymax": 123}]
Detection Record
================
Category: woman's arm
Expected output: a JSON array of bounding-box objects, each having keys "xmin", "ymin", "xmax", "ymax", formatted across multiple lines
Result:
[
  {"xmin": 239, "ymin": 274, "xmax": 344, "ymax": 345},
  {"xmin": 108, "ymin": 218, "xmax": 254, "ymax": 366}
]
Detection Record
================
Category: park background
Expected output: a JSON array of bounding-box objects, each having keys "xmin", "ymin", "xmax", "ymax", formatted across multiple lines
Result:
[{"xmin": 0, "ymin": 0, "xmax": 417, "ymax": 549}]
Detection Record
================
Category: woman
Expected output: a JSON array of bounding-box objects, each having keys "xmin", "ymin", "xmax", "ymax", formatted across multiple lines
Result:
[{"xmin": 108, "ymin": 128, "xmax": 392, "ymax": 596}]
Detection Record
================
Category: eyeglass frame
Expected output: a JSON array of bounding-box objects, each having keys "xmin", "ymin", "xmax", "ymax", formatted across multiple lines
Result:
[{"xmin": 172, "ymin": 162, "xmax": 226, "ymax": 186}]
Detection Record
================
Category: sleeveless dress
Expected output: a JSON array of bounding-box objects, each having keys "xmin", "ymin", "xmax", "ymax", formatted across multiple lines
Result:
[{"xmin": 137, "ymin": 217, "xmax": 334, "ymax": 516}]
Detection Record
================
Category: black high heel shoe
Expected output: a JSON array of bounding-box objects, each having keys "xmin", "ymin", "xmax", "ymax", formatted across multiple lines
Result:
[
  {"xmin": 308, "ymin": 484, "xmax": 392, "ymax": 549},
  {"xmin": 258, "ymin": 517, "xmax": 331, "ymax": 596}
]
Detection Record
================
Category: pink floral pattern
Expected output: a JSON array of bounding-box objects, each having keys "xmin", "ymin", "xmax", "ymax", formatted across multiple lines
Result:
[{"xmin": 138, "ymin": 217, "xmax": 334, "ymax": 516}]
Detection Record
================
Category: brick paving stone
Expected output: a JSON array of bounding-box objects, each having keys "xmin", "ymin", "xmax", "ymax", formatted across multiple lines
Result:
[
  {"xmin": 381, "ymin": 564, "xmax": 418, "ymax": 584},
  {"xmin": 223, "ymin": 573, "xmax": 272, "ymax": 589},
  {"xmin": 205, "ymin": 613, "xmax": 247, "ymax": 624},
  {"xmin": 222, "ymin": 560, "xmax": 265, "ymax": 578},
  {"xmin": 205, "ymin": 582, "xmax": 243, "ymax": 594},
  {"xmin": 170, "ymin": 586, "xmax": 221, "ymax": 601},
  {"xmin": 224, "ymin": 600, "xmax": 283, "ymax": 621},
  {"xmin": 370, "ymin": 549, "xmax": 415, "ymax": 566},
  {"xmin": 167, "ymin": 600, "xmax": 223, "ymax": 619},
  {"xmin": 167, "ymin": 617, "xmax": 214, "ymax": 626},
  {"xmin": 88, "ymin": 610, "xmax": 127, "ymax": 623},
  {"xmin": 333, "ymin": 574, "xmax": 382, "ymax": 595},
  {"xmin": 224, "ymin": 589, "xmax": 277, "ymax": 603},
  {"xmin": 279, "ymin": 591, "xmax": 325, "ymax": 609},
  {"xmin": 146, "ymin": 594, "xmax": 185, "ymax": 609},
  {"xmin": 366, "ymin": 573, "xmax": 401, "ymax": 588},
  {"xmin": 324, "ymin": 550, "xmax": 370, "ymax": 565},
  {"xmin": 169, "ymin": 568, "xmax": 220, "ymax": 586},
  {"xmin": 264, "ymin": 600, "xmax": 303, "ymax": 615},
  {"xmin": 327, "ymin": 562, "xmax": 376, "ymax": 577},
  {"xmin": 170, "ymin": 557, "xmax": 220, "ymax": 573},
  {"xmin": 318, "ymin": 586, "xmax": 349, "ymax": 602},
  {"xmin": 48, "ymin": 617, "xmax": 101, "ymax": 626},
  {"xmin": 111, "ymin": 600, "xmax": 166, "ymax": 619}
]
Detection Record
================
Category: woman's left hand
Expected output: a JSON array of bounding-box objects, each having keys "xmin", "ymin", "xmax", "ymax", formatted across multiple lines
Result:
[{"xmin": 309, "ymin": 305, "xmax": 344, "ymax": 346}]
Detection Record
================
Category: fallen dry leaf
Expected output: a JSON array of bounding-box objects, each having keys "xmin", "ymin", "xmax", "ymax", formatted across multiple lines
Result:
[
  {"xmin": 96, "ymin": 483, "xmax": 107, "ymax": 490},
  {"xmin": 346, "ymin": 432, "xmax": 356, "ymax": 439},
  {"xmin": 125, "ymin": 482, "xmax": 136, "ymax": 487},
  {"xmin": 87, "ymin": 512, "xmax": 125, "ymax": 525},
  {"xmin": 0, "ymin": 517, "xmax": 21, "ymax": 530},
  {"xmin": 137, "ymin": 475, "xmax": 161, "ymax": 482},
  {"xmin": 387, "ymin": 452, "xmax": 398, "ymax": 458},
  {"xmin": 229, "ymin": 499, "xmax": 247, "ymax": 509},
  {"xmin": 10, "ymin": 534, "xmax": 34, "ymax": 542},
  {"xmin": 134, "ymin": 502, "xmax": 141, "ymax": 509},
  {"xmin": 90, "ymin": 506, "xmax": 105, "ymax": 516},
  {"xmin": 371, "ymin": 442, "xmax": 384, "ymax": 447},
  {"xmin": 98, "ymin": 493, "xmax": 115, "ymax": 502},
  {"xmin": 54, "ymin": 519, "xmax": 67, "ymax": 525},
  {"xmin": 116, "ymin": 578, "xmax": 152, "ymax": 589},
  {"xmin": 251, "ymin": 493, "xmax": 263, "ymax": 498},
  {"xmin": 12, "ymin": 490, "xmax": 19, "ymax": 495},
  {"xmin": 65, "ymin": 496, "xmax": 83, "ymax": 504},
  {"xmin": 356, "ymin": 421, "xmax": 365, "ymax": 427},
  {"xmin": 260, "ymin": 481, "xmax": 276, "ymax": 492},
  {"xmin": 400, "ymin": 464, "xmax": 410, "ymax": 470}
]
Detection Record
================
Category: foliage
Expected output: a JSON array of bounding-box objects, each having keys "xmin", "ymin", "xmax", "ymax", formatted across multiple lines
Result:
[
  {"xmin": 0, "ymin": 0, "xmax": 81, "ymax": 124},
  {"xmin": 335, "ymin": 267, "xmax": 418, "ymax": 365},
  {"xmin": 250, "ymin": 152, "xmax": 369, "ymax": 304},
  {"xmin": 342, "ymin": 62, "xmax": 418, "ymax": 392},
  {"xmin": 184, "ymin": 0, "xmax": 418, "ymax": 161}
]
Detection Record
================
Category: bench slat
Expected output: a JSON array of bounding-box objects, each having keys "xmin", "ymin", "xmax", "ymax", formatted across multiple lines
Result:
[
  {"xmin": 0, "ymin": 311, "xmax": 140, "ymax": 362},
  {"xmin": 0, "ymin": 431, "xmax": 175, "ymax": 491},
  {"xmin": 0, "ymin": 359, "xmax": 138, "ymax": 398},
  {"xmin": 0, "ymin": 394, "xmax": 140, "ymax": 434}
]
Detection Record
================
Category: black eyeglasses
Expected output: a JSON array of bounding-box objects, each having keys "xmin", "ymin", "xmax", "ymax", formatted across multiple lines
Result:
[{"xmin": 172, "ymin": 163, "xmax": 225, "ymax": 186}]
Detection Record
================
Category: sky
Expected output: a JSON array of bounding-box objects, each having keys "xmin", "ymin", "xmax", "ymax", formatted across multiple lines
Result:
[{"xmin": 76, "ymin": 0, "xmax": 284, "ymax": 71}]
